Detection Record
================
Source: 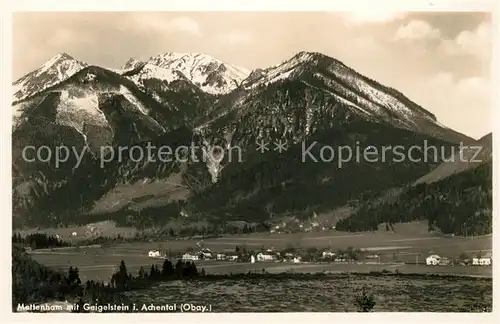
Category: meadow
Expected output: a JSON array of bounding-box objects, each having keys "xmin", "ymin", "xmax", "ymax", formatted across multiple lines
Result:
[
  {"xmin": 124, "ymin": 274, "xmax": 492, "ymax": 312},
  {"xmin": 27, "ymin": 222, "xmax": 492, "ymax": 282}
]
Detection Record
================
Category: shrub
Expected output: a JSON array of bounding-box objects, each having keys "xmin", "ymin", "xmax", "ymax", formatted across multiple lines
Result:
[{"xmin": 354, "ymin": 287, "xmax": 376, "ymax": 312}]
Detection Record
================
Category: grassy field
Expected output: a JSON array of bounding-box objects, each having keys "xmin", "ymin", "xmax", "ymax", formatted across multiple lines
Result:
[
  {"xmin": 124, "ymin": 274, "xmax": 492, "ymax": 312},
  {"xmin": 17, "ymin": 221, "xmax": 142, "ymax": 241},
  {"xmin": 27, "ymin": 224, "xmax": 492, "ymax": 282}
]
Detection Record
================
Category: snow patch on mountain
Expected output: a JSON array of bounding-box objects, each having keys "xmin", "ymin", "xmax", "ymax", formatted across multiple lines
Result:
[
  {"xmin": 312, "ymin": 73, "xmax": 382, "ymax": 116},
  {"xmin": 202, "ymin": 142, "xmax": 224, "ymax": 183},
  {"xmin": 129, "ymin": 63, "xmax": 184, "ymax": 84},
  {"xmin": 127, "ymin": 52, "xmax": 250, "ymax": 94},
  {"xmin": 121, "ymin": 58, "xmax": 144, "ymax": 70},
  {"xmin": 12, "ymin": 102, "xmax": 25, "ymax": 120},
  {"xmin": 243, "ymin": 51, "xmax": 437, "ymax": 130},
  {"xmin": 300, "ymin": 80, "xmax": 374, "ymax": 118},
  {"xmin": 325, "ymin": 65, "xmax": 423, "ymax": 121},
  {"xmin": 118, "ymin": 85, "xmax": 149, "ymax": 115},
  {"xmin": 12, "ymin": 53, "xmax": 88, "ymax": 102},
  {"xmin": 55, "ymin": 90, "xmax": 108, "ymax": 133},
  {"xmin": 12, "ymin": 102, "xmax": 28, "ymax": 130},
  {"xmin": 242, "ymin": 51, "xmax": 314, "ymax": 89}
]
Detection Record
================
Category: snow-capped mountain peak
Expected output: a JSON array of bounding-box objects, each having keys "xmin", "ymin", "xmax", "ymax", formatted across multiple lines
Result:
[
  {"xmin": 242, "ymin": 51, "xmax": 343, "ymax": 89},
  {"xmin": 121, "ymin": 58, "xmax": 144, "ymax": 70},
  {"xmin": 12, "ymin": 52, "xmax": 88, "ymax": 103},
  {"xmin": 236, "ymin": 51, "xmax": 470, "ymax": 142},
  {"xmin": 126, "ymin": 52, "xmax": 251, "ymax": 95}
]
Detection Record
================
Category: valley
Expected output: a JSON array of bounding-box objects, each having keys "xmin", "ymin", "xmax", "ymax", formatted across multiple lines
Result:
[
  {"xmin": 26, "ymin": 224, "xmax": 491, "ymax": 282},
  {"xmin": 13, "ymin": 50, "xmax": 491, "ymax": 235},
  {"xmin": 10, "ymin": 10, "xmax": 495, "ymax": 314}
]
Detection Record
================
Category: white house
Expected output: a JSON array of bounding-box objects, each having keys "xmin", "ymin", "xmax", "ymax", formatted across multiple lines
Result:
[
  {"xmin": 182, "ymin": 253, "xmax": 200, "ymax": 261},
  {"xmin": 365, "ymin": 254, "xmax": 379, "ymax": 260},
  {"xmin": 293, "ymin": 256, "xmax": 302, "ymax": 263},
  {"xmin": 322, "ymin": 251, "xmax": 336, "ymax": 259},
  {"xmin": 199, "ymin": 249, "xmax": 213, "ymax": 259},
  {"xmin": 148, "ymin": 250, "xmax": 161, "ymax": 258},
  {"xmin": 479, "ymin": 258, "xmax": 492, "ymax": 266},
  {"xmin": 426, "ymin": 255, "xmax": 441, "ymax": 265},
  {"xmin": 257, "ymin": 252, "xmax": 276, "ymax": 261},
  {"xmin": 472, "ymin": 258, "xmax": 491, "ymax": 266},
  {"xmin": 227, "ymin": 255, "xmax": 239, "ymax": 261},
  {"xmin": 473, "ymin": 252, "xmax": 492, "ymax": 266},
  {"xmin": 71, "ymin": 232, "xmax": 77, "ymax": 237},
  {"xmin": 439, "ymin": 257, "xmax": 451, "ymax": 266},
  {"xmin": 216, "ymin": 253, "xmax": 226, "ymax": 260}
]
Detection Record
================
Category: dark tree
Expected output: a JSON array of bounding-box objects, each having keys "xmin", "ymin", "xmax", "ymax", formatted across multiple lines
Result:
[
  {"xmin": 175, "ymin": 259, "xmax": 185, "ymax": 278},
  {"xmin": 161, "ymin": 260, "xmax": 174, "ymax": 278},
  {"xmin": 114, "ymin": 260, "xmax": 130, "ymax": 289},
  {"xmin": 354, "ymin": 287, "xmax": 376, "ymax": 312},
  {"xmin": 138, "ymin": 266, "xmax": 146, "ymax": 279}
]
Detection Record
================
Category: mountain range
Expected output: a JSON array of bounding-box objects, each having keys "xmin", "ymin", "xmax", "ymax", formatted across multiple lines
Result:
[{"xmin": 11, "ymin": 51, "xmax": 492, "ymax": 235}]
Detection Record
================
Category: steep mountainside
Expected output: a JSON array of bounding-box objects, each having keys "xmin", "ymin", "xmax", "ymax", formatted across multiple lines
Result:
[
  {"xmin": 194, "ymin": 52, "xmax": 472, "ymax": 182},
  {"xmin": 12, "ymin": 65, "xmax": 189, "ymax": 221},
  {"xmin": 238, "ymin": 52, "xmax": 469, "ymax": 143},
  {"xmin": 189, "ymin": 120, "xmax": 456, "ymax": 222},
  {"xmin": 12, "ymin": 51, "xmax": 484, "ymax": 231},
  {"xmin": 415, "ymin": 132, "xmax": 493, "ymax": 185},
  {"xmin": 13, "ymin": 126, "xmax": 210, "ymax": 228},
  {"xmin": 336, "ymin": 134, "xmax": 493, "ymax": 235},
  {"xmin": 336, "ymin": 159, "xmax": 492, "ymax": 235}
]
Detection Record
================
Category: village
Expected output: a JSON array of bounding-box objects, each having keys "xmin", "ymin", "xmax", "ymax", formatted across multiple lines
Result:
[
  {"xmin": 147, "ymin": 245, "xmax": 493, "ymax": 267},
  {"xmin": 425, "ymin": 252, "xmax": 492, "ymax": 266}
]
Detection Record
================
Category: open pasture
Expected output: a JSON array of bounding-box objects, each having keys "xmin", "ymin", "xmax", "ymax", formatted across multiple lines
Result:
[
  {"xmin": 28, "ymin": 250, "xmax": 492, "ymax": 283},
  {"xmin": 105, "ymin": 228, "xmax": 491, "ymax": 258},
  {"xmin": 125, "ymin": 274, "xmax": 492, "ymax": 312},
  {"xmin": 28, "ymin": 228, "xmax": 491, "ymax": 282},
  {"xmin": 17, "ymin": 220, "xmax": 142, "ymax": 242}
]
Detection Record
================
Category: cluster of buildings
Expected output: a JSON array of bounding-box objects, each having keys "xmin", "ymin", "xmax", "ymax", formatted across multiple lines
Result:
[
  {"xmin": 255, "ymin": 249, "xmax": 302, "ymax": 263},
  {"xmin": 181, "ymin": 249, "xmax": 217, "ymax": 261},
  {"xmin": 148, "ymin": 250, "xmax": 161, "ymax": 258},
  {"xmin": 268, "ymin": 214, "xmax": 335, "ymax": 234},
  {"xmin": 147, "ymin": 247, "xmax": 304, "ymax": 264},
  {"xmin": 425, "ymin": 252, "xmax": 492, "ymax": 266},
  {"xmin": 147, "ymin": 248, "xmax": 243, "ymax": 262},
  {"xmin": 146, "ymin": 245, "xmax": 367, "ymax": 264},
  {"xmin": 148, "ymin": 246, "xmax": 493, "ymax": 268}
]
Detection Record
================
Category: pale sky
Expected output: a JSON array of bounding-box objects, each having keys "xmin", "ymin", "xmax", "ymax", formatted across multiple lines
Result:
[{"xmin": 12, "ymin": 12, "xmax": 492, "ymax": 139}]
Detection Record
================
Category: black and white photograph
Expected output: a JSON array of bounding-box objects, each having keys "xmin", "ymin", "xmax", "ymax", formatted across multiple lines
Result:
[{"xmin": 6, "ymin": 0, "xmax": 497, "ymax": 316}]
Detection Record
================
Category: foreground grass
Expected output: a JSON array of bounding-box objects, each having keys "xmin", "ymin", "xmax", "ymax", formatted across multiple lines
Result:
[{"xmin": 125, "ymin": 272, "xmax": 492, "ymax": 312}]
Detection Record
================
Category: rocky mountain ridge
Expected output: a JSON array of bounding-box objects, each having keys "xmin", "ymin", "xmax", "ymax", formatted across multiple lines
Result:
[{"xmin": 11, "ymin": 50, "xmax": 485, "ymax": 230}]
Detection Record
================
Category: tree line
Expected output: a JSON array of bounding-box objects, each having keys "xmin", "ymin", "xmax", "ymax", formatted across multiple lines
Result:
[
  {"xmin": 12, "ymin": 246, "xmax": 203, "ymax": 312},
  {"xmin": 13, "ymin": 245, "xmax": 492, "ymax": 313},
  {"xmin": 336, "ymin": 161, "xmax": 492, "ymax": 236},
  {"xmin": 12, "ymin": 233, "xmax": 71, "ymax": 250}
]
